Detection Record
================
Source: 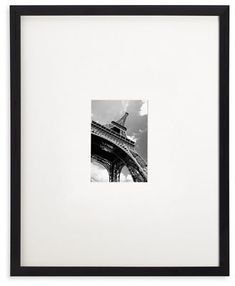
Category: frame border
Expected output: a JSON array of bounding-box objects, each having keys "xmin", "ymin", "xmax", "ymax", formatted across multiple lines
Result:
[{"xmin": 10, "ymin": 5, "xmax": 229, "ymax": 276}]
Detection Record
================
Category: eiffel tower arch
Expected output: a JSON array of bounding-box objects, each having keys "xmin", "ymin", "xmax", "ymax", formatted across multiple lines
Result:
[{"xmin": 91, "ymin": 112, "xmax": 147, "ymax": 182}]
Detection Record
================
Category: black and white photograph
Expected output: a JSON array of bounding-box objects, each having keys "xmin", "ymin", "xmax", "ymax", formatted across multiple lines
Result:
[{"xmin": 91, "ymin": 100, "xmax": 148, "ymax": 182}]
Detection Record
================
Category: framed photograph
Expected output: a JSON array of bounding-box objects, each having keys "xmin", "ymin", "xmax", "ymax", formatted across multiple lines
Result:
[{"xmin": 10, "ymin": 5, "xmax": 229, "ymax": 276}]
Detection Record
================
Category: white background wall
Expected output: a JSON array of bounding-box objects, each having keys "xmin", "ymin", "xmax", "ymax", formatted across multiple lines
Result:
[{"xmin": 0, "ymin": 0, "xmax": 233, "ymax": 285}]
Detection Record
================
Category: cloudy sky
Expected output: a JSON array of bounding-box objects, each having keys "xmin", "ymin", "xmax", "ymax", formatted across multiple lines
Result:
[{"xmin": 91, "ymin": 100, "xmax": 147, "ymax": 182}]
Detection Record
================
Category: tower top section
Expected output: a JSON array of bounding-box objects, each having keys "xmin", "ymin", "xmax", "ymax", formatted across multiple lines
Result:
[
  {"xmin": 116, "ymin": 112, "xmax": 129, "ymax": 127},
  {"xmin": 108, "ymin": 112, "xmax": 129, "ymax": 137}
]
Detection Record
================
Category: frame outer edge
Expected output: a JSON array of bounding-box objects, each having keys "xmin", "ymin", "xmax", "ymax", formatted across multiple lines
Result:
[
  {"xmin": 219, "ymin": 5, "xmax": 229, "ymax": 276},
  {"xmin": 9, "ymin": 5, "xmax": 230, "ymax": 276},
  {"xmin": 10, "ymin": 6, "xmax": 21, "ymax": 276}
]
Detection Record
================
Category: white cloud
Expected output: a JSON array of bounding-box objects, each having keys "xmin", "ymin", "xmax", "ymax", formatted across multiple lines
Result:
[
  {"xmin": 127, "ymin": 134, "xmax": 137, "ymax": 142},
  {"xmin": 139, "ymin": 100, "xmax": 147, "ymax": 116},
  {"xmin": 121, "ymin": 100, "xmax": 129, "ymax": 112},
  {"xmin": 138, "ymin": 128, "xmax": 147, "ymax": 134},
  {"xmin": 91, "ymin": 162, "xmax": 133, "ymax": 182},
  {"xmin": 120, "ymin": 173, "xmax": 133, "ymax": 182},
  {"xmin": 91, "ymin": 163, "xmax": 109, "ymax": 182}
]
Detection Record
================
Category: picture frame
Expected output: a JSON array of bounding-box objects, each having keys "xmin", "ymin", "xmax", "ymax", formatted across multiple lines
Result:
[{"xmin": 10, "ymin": 5, "xmax": 229, "ymax": 276}]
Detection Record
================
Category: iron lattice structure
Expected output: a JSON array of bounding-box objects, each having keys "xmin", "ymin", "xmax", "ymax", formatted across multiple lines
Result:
[{"xmin": 91, "ymin": 112, "xmax": 147, "ymax": 182}]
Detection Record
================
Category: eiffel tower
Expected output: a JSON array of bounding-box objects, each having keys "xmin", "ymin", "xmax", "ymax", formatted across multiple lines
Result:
[{"xmin": 91, "ymin": 112, "xmax": 147, "ymax": 182}]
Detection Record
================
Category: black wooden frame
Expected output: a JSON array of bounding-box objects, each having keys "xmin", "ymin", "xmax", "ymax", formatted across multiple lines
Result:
[{"xmin": 10, "ymin": 5, "xmax": 229, "ymax": 276}]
